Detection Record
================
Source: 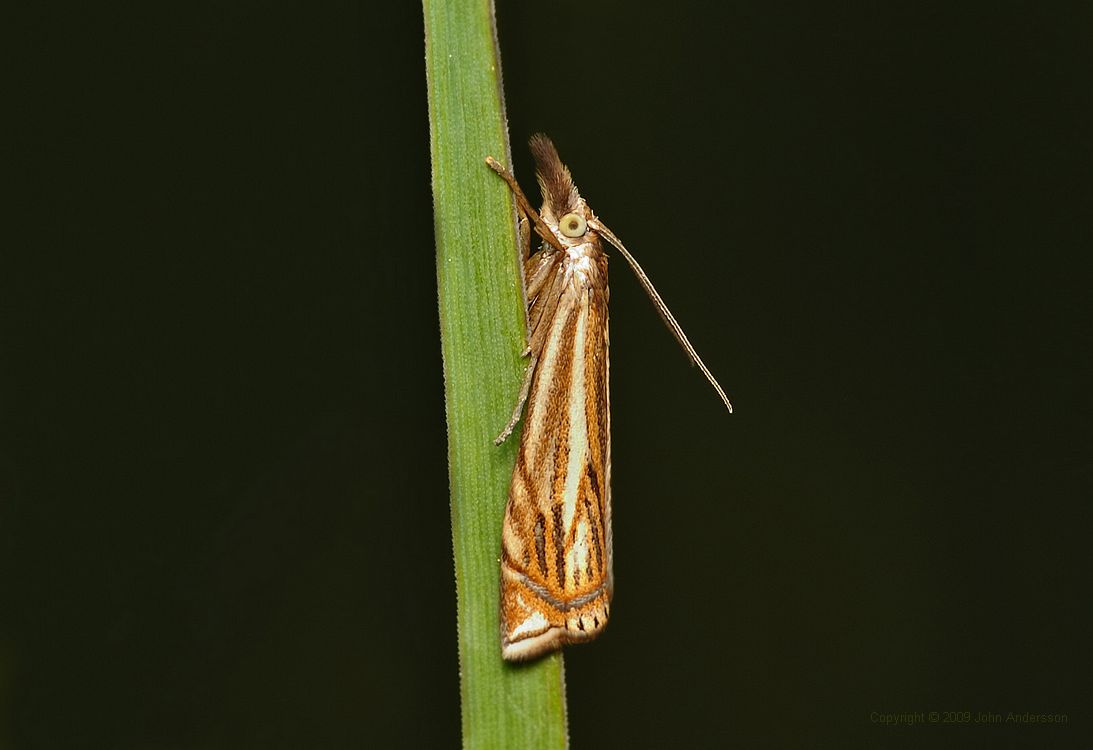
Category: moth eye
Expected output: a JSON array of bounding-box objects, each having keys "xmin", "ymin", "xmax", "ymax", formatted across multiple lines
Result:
[{"xmin": 559, "ymin": 212, "xmax": 587, "ymax": 238}]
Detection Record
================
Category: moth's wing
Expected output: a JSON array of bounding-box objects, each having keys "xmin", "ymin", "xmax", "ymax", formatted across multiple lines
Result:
[{"xmin": 500, "ymin": 263, "xmax": 611, "ymax": 661}]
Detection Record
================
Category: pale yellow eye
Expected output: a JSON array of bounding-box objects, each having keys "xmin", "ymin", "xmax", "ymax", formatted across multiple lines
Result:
[{"xmin": 559, "ymin": 212, "xmax": 587, "ymax": 238}]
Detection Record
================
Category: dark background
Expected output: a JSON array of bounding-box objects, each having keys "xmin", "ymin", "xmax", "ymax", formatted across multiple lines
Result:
[{"xmin": 5, "ymin": 2, "xmax": 1090, "ymax": 748}]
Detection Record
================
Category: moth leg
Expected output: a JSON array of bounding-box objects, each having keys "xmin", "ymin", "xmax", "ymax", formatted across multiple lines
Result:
[
  {"xmin": 514, "ymin": 214, "xmax": 535, "ymax": 340},
  {"xmin": 485, "ymin": 154, "xmax": 564, "ymax": 444},
  {"xmin": 518, "ymin": 213, "xmax": 531, "ymax": 261},
  {"xmin": 494, "ymin": 353, "xmax": 539, "ymax": 446},
  {"xmin": 485, "ymin": 156, "xmax": 565, "ymax": 253}
]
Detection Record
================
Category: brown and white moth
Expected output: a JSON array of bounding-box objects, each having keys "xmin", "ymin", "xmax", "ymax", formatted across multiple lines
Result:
[{"xmin": 487, "ymin": 135, "xmax": 732, "ymax": 662}]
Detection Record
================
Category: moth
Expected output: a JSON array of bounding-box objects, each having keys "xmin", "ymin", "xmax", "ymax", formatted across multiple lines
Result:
[{"xmin": 487, "ymin": 135, "xmax": 732, "ymax": 661}]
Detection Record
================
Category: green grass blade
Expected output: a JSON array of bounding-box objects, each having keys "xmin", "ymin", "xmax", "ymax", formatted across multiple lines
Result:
[{"xmin": 423, "ymin": 1, "xmax": 569, "ymax": 747}]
